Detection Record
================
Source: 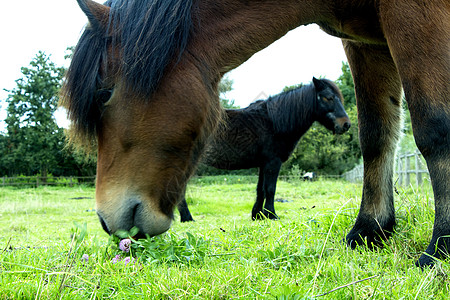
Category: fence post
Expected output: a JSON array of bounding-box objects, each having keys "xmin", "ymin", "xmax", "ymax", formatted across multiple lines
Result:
[
  {"xmin": 2, "ymin": 177, "xmax": 5, "ymax": 187},
  {"xmin": 397, "ymin": 155, "xmax": 403, "ymax": 186},
  {"xmin": 69, "ymin": 177, "xmax": 73, "ymax": 188},
  {"xmin": 36, "ymin": 176, "xmax": 39, "ymax": 188},
  {"xmin": 414, "ymin": 150, "xmax": 422, "ymax": 185},
  {"xmin": 405, "ymin": 155, "xmax": 411, "ymax": 187}
]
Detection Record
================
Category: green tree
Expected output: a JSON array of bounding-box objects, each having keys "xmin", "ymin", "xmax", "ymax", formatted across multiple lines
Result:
[
  {"xmin": 2, "ymin": 52, "xmax": 65, "ymax": 177},
  {"xmin": 281, "ymin": 106, "xmax": 360, "ymax": 175},
  {"xmin": 219, "ymin": 76, "xmax": 238, "ymax": 109},
  {"xmin": 282, "ymin": 83, "xmax": 303, "ymax": 93},
  {"xmin": 335, "ymin": 62, "xmax": 356, "ymax": 109}
]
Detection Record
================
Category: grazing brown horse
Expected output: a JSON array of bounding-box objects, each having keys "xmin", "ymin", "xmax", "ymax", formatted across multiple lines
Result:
[{"xmin": 62, "ymin": 0, "xmax": 449, "ymax": 267}]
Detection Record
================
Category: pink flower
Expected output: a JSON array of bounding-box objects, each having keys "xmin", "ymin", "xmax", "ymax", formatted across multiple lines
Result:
[
  {"xmin": 123, "ymin": 257, "xmax": 131, "ymax": 266},
  {"xmin": 81, "ymin": 254, "xmax": 89, "ymax": 263},
  {"xmin": 112, "ymin": 254, "xmax": 122, "ymax": 264},
  {"xmin": 119, "ymin": 239, "xmax": 131, "ymax": 253}
]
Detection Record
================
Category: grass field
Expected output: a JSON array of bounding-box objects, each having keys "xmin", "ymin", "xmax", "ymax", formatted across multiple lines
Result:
[{"xmin": 0, "ymin": 176, "xmax": 448, "ymax": 299}]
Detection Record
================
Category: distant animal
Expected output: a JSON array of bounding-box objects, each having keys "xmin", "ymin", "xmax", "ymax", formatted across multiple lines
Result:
[
  {"xmin": 63, "ymin": 0, "xmax": 449, "ymax": 267},
  {"xmin": 302, "ymin": 172, "xmax": 317, "ymax": 181},
  {"xmin": 178, "ymin": 78, "xmax": 350, "ymax": 222}
]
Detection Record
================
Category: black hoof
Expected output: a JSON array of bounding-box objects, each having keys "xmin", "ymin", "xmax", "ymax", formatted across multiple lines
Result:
[
  {"xmin": 416, "ymin": 237, "xmax": 450, "ymax": 268},
  {"xmin": 345, "ymin": 215, "xmax": 395, "ymax": 250},
  {"xmin": 180, "ymin": 217, "xmax": 195, "ymax": 223},
  {"xmin": 251, "ymin": 210, "xmax": 278, "ymax": 220},
  {"xmin": 416, "ymin": 254, "xmax": 437, "ymax": 269},
  {"xmin": 266, "ymin": 211, "xmax": 279, "ymax": 220},
  {"xmin": 252, "ymin": 211, "xmax": 265, "ymax": 220}
]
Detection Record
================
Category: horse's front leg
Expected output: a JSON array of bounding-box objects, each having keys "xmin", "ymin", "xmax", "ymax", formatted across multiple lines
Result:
[
  {"xmin": 252, "ymin": 167, "xmax": 266, "ymax": 220},
  {"xmin": 262, "ymin": 158, "xmax": 282, "ymax": 220},
  {"xmin": 380, "ymin": 1, "xmax": 450, "ymax": 267},
  {"xmin": 343, "ymin": 40, "xmax": 403, "ymax": 248},
  {"xmin": 177, "ymin": 197, "xmax": 194, "ymax": 222}
]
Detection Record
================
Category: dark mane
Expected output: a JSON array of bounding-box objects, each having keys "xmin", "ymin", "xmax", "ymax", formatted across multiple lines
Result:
[
  {"xmin": 61, "ymin": 0, "xmax": 193, "ymax": 146},
  {"xmin": 108, "ymin": 0, "xmax": 193, "ymax": 96},
  {"xmin": 266, "ymin": 83, "xmax": 316, "ymax": 134}
]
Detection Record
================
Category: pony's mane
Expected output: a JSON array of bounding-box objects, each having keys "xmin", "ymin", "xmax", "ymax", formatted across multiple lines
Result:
[
  {"xmin": 266, "ymin": 83, "xmax": 316, "ymax": 134},
  {"xmin": 60, "ymin": 0, "xmax": 193, "ymax": 149},
  {"xmin": 108, "ymin": 0, "xmax": 193, "ymax": 96}
]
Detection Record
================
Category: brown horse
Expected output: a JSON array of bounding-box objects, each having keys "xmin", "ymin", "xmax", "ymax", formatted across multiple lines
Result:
[{"xmin": 61, "ymin": 0, "xmax": 449, "ymax": 267}]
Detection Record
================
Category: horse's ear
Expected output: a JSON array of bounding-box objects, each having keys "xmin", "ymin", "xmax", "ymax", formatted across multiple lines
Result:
[
  {"xmin": 77, "ymin": 0, "xmax": 110, "ymax": 34},
  {"xmin": 312, "ymin": 77, "xmax": 326, "ymax": 91}
]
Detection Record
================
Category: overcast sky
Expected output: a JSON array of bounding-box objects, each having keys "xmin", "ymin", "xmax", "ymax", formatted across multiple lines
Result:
[{"xmin": 0, "ymin": 0, "xmax": 347, "ymax": 130}]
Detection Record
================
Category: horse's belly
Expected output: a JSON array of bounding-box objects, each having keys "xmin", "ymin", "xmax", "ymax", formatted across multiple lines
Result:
[
  {"xmin": 203, "ymin": 143, "xmax": 259, "ymax": 170},
  {"xmin": 319, "ymin": 1, "xmax": 386, "ymax": 44}
]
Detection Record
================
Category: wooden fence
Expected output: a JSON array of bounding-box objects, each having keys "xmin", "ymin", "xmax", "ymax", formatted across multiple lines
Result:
[
  {"xmin": 343, "ymin": 150, "xmax": 429, "ymax": 186},
  {"xmin": 1, "ymin": 176, "xmax": 96, "ymax": 187}
]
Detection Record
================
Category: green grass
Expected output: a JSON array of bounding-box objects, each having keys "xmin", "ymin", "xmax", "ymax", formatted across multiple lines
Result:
[{"xmin": 0, "ymin": 177, "xmax": 448, "ymax": 299}]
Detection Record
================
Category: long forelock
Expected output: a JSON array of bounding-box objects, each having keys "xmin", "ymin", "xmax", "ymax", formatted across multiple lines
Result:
[
  {"xmin": 323, "ymin": 79, "xmax": 344, "ymax": 103},
  {"xmin": 108, "ymin": 0, "xmax": 193, "ymax": 97},
  {"xmin": 60, "ymin": 0, "xmax": 194, "ymax": 150}
]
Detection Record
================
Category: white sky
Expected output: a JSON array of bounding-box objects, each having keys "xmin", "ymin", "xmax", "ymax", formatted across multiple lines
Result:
[{"xmin": 0, "ymin": 0, "xmax": 347, "ymax": 130}]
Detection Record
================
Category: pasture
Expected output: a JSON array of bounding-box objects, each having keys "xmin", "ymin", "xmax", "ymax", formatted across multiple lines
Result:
[{"xmin": 0, "ymin": 176, "xmax": 448, "ymax": 299}]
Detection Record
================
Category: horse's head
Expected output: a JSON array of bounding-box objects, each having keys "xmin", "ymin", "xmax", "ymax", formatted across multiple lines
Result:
[
  {"xmin": 62, "ymin": 0, "xmax": 219, "ymax": 238},
  {"xmin": 312, "ymin": 77, "xmax": 351, "ymax": 134}
]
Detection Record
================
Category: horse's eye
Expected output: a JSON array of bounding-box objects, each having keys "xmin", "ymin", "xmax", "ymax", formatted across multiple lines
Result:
[{"xmin": 95, "ymin": 89, "xmax": 113, "ymax": 104}]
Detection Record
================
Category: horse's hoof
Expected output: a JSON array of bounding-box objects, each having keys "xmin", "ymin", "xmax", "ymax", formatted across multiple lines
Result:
[
  {"xmin": 180, "ymin": 218, "xmax": 195, "ymax": 223},
  {"xmin": 252, "ymin": 212, "xmax": 265, "ymax": 221},
  {"xmin": 267, "ymin": 213, "xmax": 279, "ymax": 220},
  {"xmin": 416, "ymin": 254, "xmax": 436, "ymax": 269},
  {"xmin": 344, "ymin": 228, "xmax": 388, "ymax": 250}
]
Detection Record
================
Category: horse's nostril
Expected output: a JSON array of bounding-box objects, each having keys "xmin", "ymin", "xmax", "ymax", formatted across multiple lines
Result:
[
  {"xmin": 344, "ymin": 122, "xmax": 351, "ymax": 131},
  {"xmin": 98, "ymin": 213, "xmax": 111, "ymax": 235},
  {"xmin": 132, "ymin": 202, "xmax": 140, "ymax": 220}
]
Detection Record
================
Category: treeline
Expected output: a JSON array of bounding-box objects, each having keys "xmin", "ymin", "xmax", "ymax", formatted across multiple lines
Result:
[
  {"xmin": 0, "ymin": 52, "xmax": 96, "ymax": 178},
  {"xmin": 0, "ymin": 52, "xmax": 361, "ymax": 179}
]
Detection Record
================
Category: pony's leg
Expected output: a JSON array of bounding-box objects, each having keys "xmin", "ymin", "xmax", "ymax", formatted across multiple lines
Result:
[
  {"xmin": 252, "ymin": 167, "xmax": 266, "ymax": 220},
  {"xmin": 262, "ymin": 158, "xmax": 282, "ymax": 220},
  {"xmin": 380, "ymin": 1, "xmax": 450, "ymax": 267},
  {"xmin": 343, "ymin": 40, "xmax": 403, "ymax": 248},
  {"xmin": 177, "ymin": 197, "xmax": 194, "ymax": 222}
]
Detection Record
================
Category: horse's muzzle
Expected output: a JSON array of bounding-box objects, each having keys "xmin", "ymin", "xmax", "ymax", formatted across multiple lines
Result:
[
  {"xmin": 335, "ymin": 117, "xmax": 351, "ymax": 134},
  {"xmin": 96, "ymin": 196, "xmax": 172, "ymax": 237}
]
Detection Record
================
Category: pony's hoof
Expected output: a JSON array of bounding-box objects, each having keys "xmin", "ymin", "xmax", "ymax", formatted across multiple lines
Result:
[
  {"xmin": 252, "ymin": 212, "xmax": 265, "ymax": 221},
  {"xmin": 266, "ymin": 213, "xmax": 279, "ymax": 220},
  {"xmin": 416, "ymin": 254, "xmax": 436, "ymax": 269},
  {"xmin": 180, "ymin": 218, "xmax": 195, "ymax": 223}
]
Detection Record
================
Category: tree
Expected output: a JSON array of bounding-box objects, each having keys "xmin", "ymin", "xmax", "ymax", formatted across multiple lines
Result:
[
  {"xmin": 2, "ymin": 52, "xmax": 65, "ymax": 177},
  {"xmin": 281, "ymin": 106, "xmax": 360, "ymax": 175},
  {"xmin": 335, "ymin": 62, "xmax": 356, "ymax": 109},
  {"xmin": 219, "ymin": 76, "xmax": 239, "ymax": 109}
]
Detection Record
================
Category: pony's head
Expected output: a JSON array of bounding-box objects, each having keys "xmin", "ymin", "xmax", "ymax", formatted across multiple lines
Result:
[
  {"xmin": 312, "ymin": 77, "xmax": 351, "ymax": 134},
  {"xmin": 61, "ymin": 0, "xmax": 219, "ymax": 237}
]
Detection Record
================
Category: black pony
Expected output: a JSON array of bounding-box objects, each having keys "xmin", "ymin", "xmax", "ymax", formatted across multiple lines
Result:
[{"xmin": 178, "ymin": 77, "xmax": 351, "ymax": 222}]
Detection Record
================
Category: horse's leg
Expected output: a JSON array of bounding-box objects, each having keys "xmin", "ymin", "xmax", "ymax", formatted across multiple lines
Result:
[
  {"xmin": 262, "ymin": 158, "xmax": 282, "ymax": 220},
  {"xmin": 343, "ymin": 40, "xmax": 403, "ymax": 248},
  {"xmin": 252, "ymin": 167, "xmax": 266, "ymax": 220},
  {"xmin": 177, "ymin": 197, "xmax": 194, "ymax": 222},
  {"xmin": 380, "ymin": 1, "xmax": 450, "ymax": 267}
]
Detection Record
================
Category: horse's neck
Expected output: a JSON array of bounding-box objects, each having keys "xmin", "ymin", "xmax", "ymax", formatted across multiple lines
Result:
[
  {"xmin": 270, "ymin": 90, "xmax": 316, "ymax": 139},
  {"xmin": 190, "ymin": 0, "xmax": 329, "ymax": 75},
  {"xmin": 288, "ymin": 107, "xmax": 315, "ymax": 140}
]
